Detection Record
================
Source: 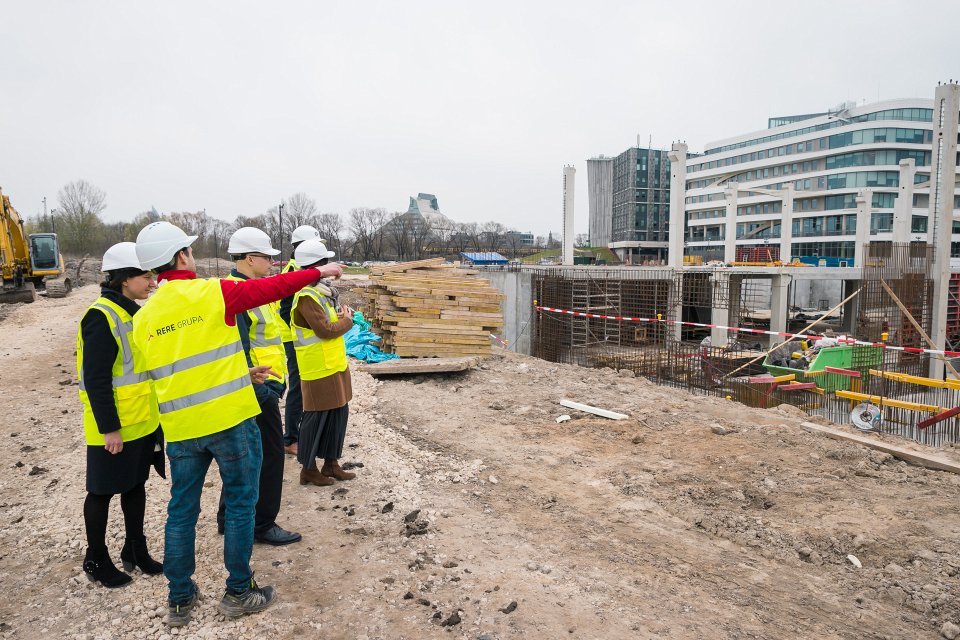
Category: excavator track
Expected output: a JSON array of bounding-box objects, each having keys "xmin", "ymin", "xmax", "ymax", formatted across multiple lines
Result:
[{"xmin": 44, "ymin": 278, "xmax": 72, "ymax": 298}]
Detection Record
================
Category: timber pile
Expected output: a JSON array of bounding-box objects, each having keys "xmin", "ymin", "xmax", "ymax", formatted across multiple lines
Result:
[{"xmin": 358, "ymin": 258, "xmax": 504, "ymax": 357}]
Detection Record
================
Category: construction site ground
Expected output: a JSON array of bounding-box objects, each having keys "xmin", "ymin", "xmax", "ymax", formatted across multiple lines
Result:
[{"xmin": 1, "ymin": 284, "xmax": 959, "ymax": 639}]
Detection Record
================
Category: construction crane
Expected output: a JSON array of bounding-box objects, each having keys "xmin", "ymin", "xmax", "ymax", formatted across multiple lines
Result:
[{"xmin": 1, "ymin": 187, "xmax": 72, "ymax": 303}]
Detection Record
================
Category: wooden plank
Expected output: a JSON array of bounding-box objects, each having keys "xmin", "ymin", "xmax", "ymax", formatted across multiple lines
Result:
[
  {"xmin": 798, "ymin": 422, "xmax": 960, "ymax": 474},
  {"xmin": 917, "ymin": 406, "xmax": 960, "ymax": 430},
  {"xmin": 824, "ymin": 366, "xmax": 861, "ymax": 378},
  {"xmin": 559, "ymin": 399, "xmax": 629, "ymax": 420},
  {"xmin": 779, "ymin": 382, "xmax": 817, "ymax": 391},
  {"xmin": 834, "ymin": 390, "xmax": 941, "ymax": 413},
  {"xmin": 370, "ymin": 258, "xmax": 445, "ymax": 273},
  {"xmin": 357, "ymin": 356, "xmax": 482, "ymax": 375},
  {"xmin": 749, "ymin": 374, "xmax": 796, "ymax": 383}
]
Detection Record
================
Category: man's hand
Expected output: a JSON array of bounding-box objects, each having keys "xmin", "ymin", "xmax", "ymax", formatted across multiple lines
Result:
[
  {"xmin": 103, "ymin": 431, "xmax": 123, "ymax": 455},
  {"xmin": 340, "ymin": 304, "xmax": 355, "ymax": 317},
  {"xmin": 317, "ymin": 263, "xmax": 344, "ymax": 280},
  {"xmin": 249, "ymin": 365, "xmax": 279, "ymax": 385}
]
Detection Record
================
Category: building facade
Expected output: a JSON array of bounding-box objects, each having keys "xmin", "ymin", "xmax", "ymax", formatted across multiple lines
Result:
[
  {"xmin": 680, "ymin": 98, "xmax": 960, "ymax": 264},
  {"xmin": 586, "ymin": 156, "xmax": 613, "ymax": 247},
  {"xmin": 587, "ymin": 146, "xmax": 672, "ymax": 263}
]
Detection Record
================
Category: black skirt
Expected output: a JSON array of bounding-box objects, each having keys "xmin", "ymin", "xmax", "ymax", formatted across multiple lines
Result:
[
  {"xmin": 86, "ymin": 428, "xmax": 163, "ymax": 495},
  {"xmin": 296, "ymin": 404, "xmax": 349, "ymax": 465}
]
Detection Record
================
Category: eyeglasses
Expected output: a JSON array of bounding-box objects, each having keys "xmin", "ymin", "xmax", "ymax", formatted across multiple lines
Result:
[{"xmin": 247, "ymin": 253, "xmax": 272, "ymax": 261}]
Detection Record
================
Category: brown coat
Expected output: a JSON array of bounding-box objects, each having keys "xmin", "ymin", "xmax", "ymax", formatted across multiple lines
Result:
[{"xmin": 293, "ymin": 294, "xmax": 354, "ymax": 411}]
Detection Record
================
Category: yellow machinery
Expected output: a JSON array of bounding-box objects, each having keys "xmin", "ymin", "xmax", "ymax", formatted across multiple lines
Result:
[{"xmin": 1, "ymin": 187, "xmax": 71, "ymax": 303}]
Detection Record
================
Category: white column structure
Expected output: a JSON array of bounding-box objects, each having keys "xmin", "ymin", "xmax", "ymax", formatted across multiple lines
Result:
[
  {"xmin": 780, "ymin": 185, "xmax": 795, "ymax": 263},
  {"xmin": 724, "ymin": 185, "xmax": 739, "ymax": 263},
  {"xmin": 770, "ymin": 274, "xmax": 792, "ymax": 344},
  {"xmin": 667, "ymin": 142, "xmax": 688, "ymax": 267},
  {"xmin": 854, "ymin": 190, "xmax": 872, "ymax": 268},
  {"xmin": 562, "ymin": 165, "xmax": 576, "ymax": 266},
  {"xmin": 892, "ymin": 158, "xmax": 916, "ymax": 244},
  {"xmin": 929, "ymin": 82, "xmax": 960, "ymax": 379}
]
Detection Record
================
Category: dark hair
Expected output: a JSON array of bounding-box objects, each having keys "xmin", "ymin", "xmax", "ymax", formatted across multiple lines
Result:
[
  {"xmin": 304, "ymin": 257, "xmax": 329, "ymax": 268},
  {"xmin": 102, "ymin": 268, "xmax": 149, "ymax": 293},
  {"xmin": 153, "ymin": 247, "xmax": 190, "ymax": 275}
]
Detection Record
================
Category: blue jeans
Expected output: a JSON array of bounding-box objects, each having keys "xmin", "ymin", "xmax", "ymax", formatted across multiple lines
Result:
[
  {"xmin": 164, "ymin": 418, "xmax": 262, "ymax": 604},
  {"xmin": 283, "ymin": 341, "xmax": 302, "ymax": 445}
]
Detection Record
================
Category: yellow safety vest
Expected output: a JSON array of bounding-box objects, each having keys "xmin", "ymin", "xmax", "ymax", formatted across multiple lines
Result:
[
  {"xmin": 291, "ymin": 286, "xmax": 348, "ymax": 381},
  {"xmin": 131, "ymin": 278, "xmax": 260, "ymax": 443},
  {"xmin": 77, "ymin": 298, "xmax": 159, "ymax": 446},
  {"xmin": 277, "ymin": 258, "xmax": 298, "ymax": 343},
  {"xmin": 226, "ymin": 274, "xmax": 287, "ymax": 383}
]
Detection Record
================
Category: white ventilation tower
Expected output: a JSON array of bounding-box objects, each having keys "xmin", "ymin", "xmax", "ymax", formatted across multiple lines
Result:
[{"xmin": 562, "ymin": 165, "xmax": 576, "ymax": 266}]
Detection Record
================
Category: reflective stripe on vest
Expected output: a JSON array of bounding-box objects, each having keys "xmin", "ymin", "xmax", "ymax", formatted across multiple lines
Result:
[
  {"xmin": 291, "ymin": 286, "xmax": 348, "ymax": 381},
  {"xmin": 76, "ymin": 298, "xmax": 159, "ymax": 446},
  {"xmin": 226, "ymin": 274, "xmax": 287, "ymax": 382},
  {"xmin": 131, "ymin": 278, "xmax": 260, "ymax": 442}
]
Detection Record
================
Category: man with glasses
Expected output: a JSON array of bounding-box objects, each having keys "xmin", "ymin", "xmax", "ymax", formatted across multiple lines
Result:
[{"xmin": 214, "ymin": 227, "xmax": 301, "ymax": 546}]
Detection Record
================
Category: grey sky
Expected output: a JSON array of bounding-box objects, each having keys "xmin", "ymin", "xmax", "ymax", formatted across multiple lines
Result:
[{"xmin": 2, "ymin": 1, "xmax": 958, "ymax": 238}]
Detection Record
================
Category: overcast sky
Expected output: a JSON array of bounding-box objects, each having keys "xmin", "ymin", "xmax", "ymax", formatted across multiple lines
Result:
[{"xmin": 2, "ymin": 1, "xmax": 958, "ymax": 237}]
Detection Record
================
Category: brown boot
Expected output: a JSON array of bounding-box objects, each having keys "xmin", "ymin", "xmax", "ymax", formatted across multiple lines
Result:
[
  {"xmin": 284, "ymin": 443, "xmax": 298, "ymax": 456},
  {"xmin": 320, "ymin": 459, "xmax": 356, "ymax": 481},
  {"xmin": 300, "ymin": 466, "xmax": 334, "ymax": 486}
]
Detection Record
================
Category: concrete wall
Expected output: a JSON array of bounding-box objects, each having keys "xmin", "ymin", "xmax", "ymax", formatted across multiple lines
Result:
[
  {"xmin": 484, "ymin": 270, "xmax": 534, "ymax": 355},
  {"xmin": 587, "ymin": 157, "xmax": 613, "ymax": 247}
]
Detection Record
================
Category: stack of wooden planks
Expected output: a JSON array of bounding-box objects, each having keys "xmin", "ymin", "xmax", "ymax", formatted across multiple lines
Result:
[{"xmin": 357, "ymin": 257, "xmax": 504, "ymax": 357}]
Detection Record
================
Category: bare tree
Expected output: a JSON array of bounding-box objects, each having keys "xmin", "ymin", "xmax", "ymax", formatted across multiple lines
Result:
[
  {"xmin": 348, "ymin": 208, "xmax": 374, "ymax": 262},
  {"xmin": 367, "ymin": 208, "xmax": 388, "ymax": 261},
  {"xmin": 410, "ymin": 215, "xmax": 435, "ymax": 260},
  {"xmin": 384, "ymin": 212, "xmax": 413, "ymax": 261},
  {"xmin": 316, "ymin": 212, "xmax": 344, "ymax": 257},
  {"xmin": 431, "ymin": 218, "xmax": 455, "ymax": 259},
  {"xmin": 574, "ymin": 233, "xmax": 590, "ymax": 248},
  {"xmin": 282, "ymin": 192, "xmax": 318, "ymax": 238},
  {"xmin": 480, "ymin": 221, "xmax": 506, "ymax": 253},
  {"xmin": 503, "ymin": 229, "xmax": 526, "ymax": 259},
  {"xmin": 56, "ymin": 180, "xmax": 107, "ymax": 254},
  {"xmin": 452, "ymin": 222, "xmax": 475, "ymax": 256}
]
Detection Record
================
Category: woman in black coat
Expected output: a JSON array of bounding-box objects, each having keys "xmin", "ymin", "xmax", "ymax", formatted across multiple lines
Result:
[{"xmin": 77, "ymin": 242, "xmax": 163, "ymax": 588}]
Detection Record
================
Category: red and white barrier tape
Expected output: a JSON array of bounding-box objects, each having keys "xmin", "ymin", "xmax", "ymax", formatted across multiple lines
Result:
[{"xmin": 534, "ymin": 305, "xmax": 960, "ymax": 359}]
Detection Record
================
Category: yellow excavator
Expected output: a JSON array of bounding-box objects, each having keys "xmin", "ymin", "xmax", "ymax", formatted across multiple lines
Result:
[{"xmin": 1, "ymin": 186, "xmax": 72, "ymax": 303}]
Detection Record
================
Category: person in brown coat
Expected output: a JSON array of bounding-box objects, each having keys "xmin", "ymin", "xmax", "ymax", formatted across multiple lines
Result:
[{"xmin": 289, "ymin": 239, "xmax": 357, "ymax": 487}]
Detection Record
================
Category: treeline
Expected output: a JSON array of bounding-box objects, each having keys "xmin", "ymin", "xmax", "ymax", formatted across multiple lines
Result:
[{"xmin": 25, "ymin": 180, "xmax": 561, "ymax": 261}]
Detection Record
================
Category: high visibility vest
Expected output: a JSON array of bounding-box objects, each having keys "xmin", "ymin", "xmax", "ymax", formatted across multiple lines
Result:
[
  {"xmin": 291, "ymin": 286, "xmax": 348, "ymax": 381},
  {"xmin": 226, "ymin": 274, "xmax": 287, "ymax": 383},
  {"xmin": 277, "ymin": 259, "xmax": 298, "ymax": 343},
  {"xmin": 131, "ymin": 278, "xmax": 260, "ymax": 443},
  {"xmin": 76, "ymin": 298, "xmax": 159, "ymax": 446}
]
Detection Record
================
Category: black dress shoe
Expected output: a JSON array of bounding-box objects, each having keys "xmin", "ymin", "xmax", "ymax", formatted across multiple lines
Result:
[{"xmin": 254, "ymin": 524, "xmax": 302, "ymax": 546}]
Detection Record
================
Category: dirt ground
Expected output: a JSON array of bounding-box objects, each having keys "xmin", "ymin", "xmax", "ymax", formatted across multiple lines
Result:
[{"xmin": 1, "ymin": 285, "xmax": 959, "ymax": 640}]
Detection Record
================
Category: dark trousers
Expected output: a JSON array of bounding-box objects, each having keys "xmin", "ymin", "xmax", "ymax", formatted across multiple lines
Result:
[
  {"xmin": 217, "ymin": 396, "xmax": 285, "ymax": 536},
  {"xmin": 283, "ymin": 341, "xmax": 302, "ymax": 445}
]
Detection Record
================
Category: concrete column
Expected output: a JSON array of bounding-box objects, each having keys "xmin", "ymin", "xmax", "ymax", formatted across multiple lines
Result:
[
  {"xmin": 891, "ymin": 158, "xmax": 916, "ymax": 244},
  {"xmin": 562, "ymin": 165, "xmax": 576, "ymax": 266},
  {"xmin": 671, "ymin": 269, "xmax": 683, "ymax": 342},
  {"xmin": 727, "ymin": 275, "xmax": 742, "ymax": 339},
  {"xmin": 854, "ymin": 190, "xmax": 872, "ymax": 268},
  {"xmin": 780, "ymin": 185, "xmax": 795, "ymax": 263},
  {"xmin": 724, "ymin": 185, "xmax": 739, "ymax": 263},
  {"xmin": 710, "ymin": 272, "xmax": 729, "ymax": 347},
  {"xmin": 841, "ymin": 279, "xmax": 861, "ymax": 335},
  {"xmin": 929, "ymin": 83, "xmax": 960, "ymax": 379},
  {"xmin": 770, "ymin": 274, "xmax": 792, "ymax": 346},
  {"xmin": 667, "ymin": 143, "xmax": 688, "ymax": 268}
]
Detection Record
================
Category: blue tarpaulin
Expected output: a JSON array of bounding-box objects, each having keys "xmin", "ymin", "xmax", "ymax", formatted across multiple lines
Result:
[
  {"xmin": 460, "ymin": 251, "xmax": 507, "ymax": 265},
  {"xmin": 345, "ymin": 311, "xmax": 400, "ymax": 363}
]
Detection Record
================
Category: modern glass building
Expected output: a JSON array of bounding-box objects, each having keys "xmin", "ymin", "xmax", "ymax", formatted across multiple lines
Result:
[
  {"xmin": 602, "ymin": 146, "xmax": 671, "ymax": 263},
  {"xmin": 682, "ymin": 98, "xmax": 959, "ymax": 264}
]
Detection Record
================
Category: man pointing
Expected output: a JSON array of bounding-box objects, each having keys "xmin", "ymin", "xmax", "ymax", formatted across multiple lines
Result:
[{"xmin": 131, "ymin": 221, "xmax": 342, "ymax": 628}]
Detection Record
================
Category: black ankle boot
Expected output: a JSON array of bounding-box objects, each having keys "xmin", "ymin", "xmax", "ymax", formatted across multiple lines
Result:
[
  {"xmin": 83, "ymin": 548, "xmax": 132, "ymax": 588},
  {"xmin": 120, "ymin": 536, "xmax": 163, "ymax": 575}
]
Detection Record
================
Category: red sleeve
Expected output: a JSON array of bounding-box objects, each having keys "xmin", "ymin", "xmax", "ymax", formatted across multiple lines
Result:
[{"xmin": 220, "ymin": 269, "xmax": 321, "ymax": 324}]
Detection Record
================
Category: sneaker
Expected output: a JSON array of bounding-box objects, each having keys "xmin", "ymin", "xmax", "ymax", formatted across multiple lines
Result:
[
  {"xmin": 167, "ymin": 583, "xmax": 201, "ymax": 627},
  {"xmin": 218, "ymin": 579, "xmax": 276, "ymax": 618}
]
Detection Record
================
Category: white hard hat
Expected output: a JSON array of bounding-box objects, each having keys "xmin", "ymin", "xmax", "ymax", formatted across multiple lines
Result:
[
  {"xmin": 291, "ymin": 225, "xmax": 326, "ymax": 244},
  {"xmin": 101, "ymin": 242, "xmax": 145, "ymax": 272},
  {"xmin": 294, "ymin": 238, "xmax": 336, "ymax": 267},
  {"xmin": 228, "ymin": 227, "xmax": 280, "ymax": 256},
  {"xmin": 135, "ymin": 221, "xmax": 198, "ymax": 270}
]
